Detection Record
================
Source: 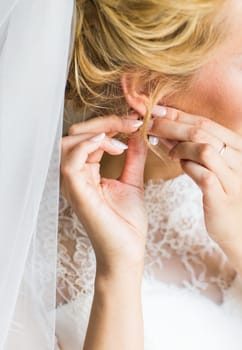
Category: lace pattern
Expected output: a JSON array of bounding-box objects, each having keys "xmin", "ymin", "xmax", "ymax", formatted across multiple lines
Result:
[
  {"xmin": 57, "ymin": 174, "xmax": 236, "ymax": 305},
  {"xmin": 143, "ymin": 177, "xmax": 234, "ymax": 293}
]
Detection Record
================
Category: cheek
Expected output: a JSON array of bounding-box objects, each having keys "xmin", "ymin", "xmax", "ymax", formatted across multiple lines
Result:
[{"xmin": 191, "ymin": 67, "xmax": 242, "ymax": 134}]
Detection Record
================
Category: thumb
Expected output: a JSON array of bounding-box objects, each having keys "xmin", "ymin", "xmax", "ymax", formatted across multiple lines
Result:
[{"xmin": 119, "ymin": 132, "xmax": 148, "ymax": 189}]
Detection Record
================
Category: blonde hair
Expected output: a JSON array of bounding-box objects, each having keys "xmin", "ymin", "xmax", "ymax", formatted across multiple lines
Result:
[{"xmin": 66, "ymin": 0, "xmax": 226, "ymax": 142}]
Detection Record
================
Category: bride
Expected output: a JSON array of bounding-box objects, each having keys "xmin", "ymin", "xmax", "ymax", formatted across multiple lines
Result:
[
  {"xmin": 57, "ymin": 0, "xmax": 242, "ymax": 349},
  {"xmin": 1, "ymin": 0, "xmax": 242, "ymax": 349}
]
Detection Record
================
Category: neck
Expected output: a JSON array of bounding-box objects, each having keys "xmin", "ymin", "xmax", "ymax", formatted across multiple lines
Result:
[{"xmin": 101, "ymin": 147, "xmax": 183, "ymax": 182}]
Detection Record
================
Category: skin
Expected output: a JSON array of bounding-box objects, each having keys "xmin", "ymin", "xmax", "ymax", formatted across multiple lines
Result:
[
  {"xmin": 61, "ymin": 119, "xmax": 147, "ymax": 350},
  {"xmin": 59, "ymin": 1, "xmax": 242, "ymax": 349},
  {"xmin": 164, "ymin": 0, "xmax": 242, "ymax": 134},
  {"xmin": 146, "ymin": 0, "xmax": 242, "ymax": 274}
]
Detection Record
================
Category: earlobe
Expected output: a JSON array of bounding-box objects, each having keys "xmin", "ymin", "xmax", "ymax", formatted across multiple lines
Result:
[{"xmin": 121, "ymin": 73, "xmax": 149, "ymax": 116}]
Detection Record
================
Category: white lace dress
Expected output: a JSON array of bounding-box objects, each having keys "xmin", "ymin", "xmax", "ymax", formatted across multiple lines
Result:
[{"xmin": 56, "ymin": 174, "xmax": 242, "ymax": 350}]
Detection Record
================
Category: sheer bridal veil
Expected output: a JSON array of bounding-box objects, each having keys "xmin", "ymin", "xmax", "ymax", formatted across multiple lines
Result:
[{"xmin": 0, "ymin": 0, "xmax": 74, "ymax": 348}]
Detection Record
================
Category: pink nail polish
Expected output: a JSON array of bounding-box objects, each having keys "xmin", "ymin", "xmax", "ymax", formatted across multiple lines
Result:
[
  {"xmin": 151, "ymin": 105, "xmax": 167, "ymax": 117},
  {"xmin": 110, "ymin": 138, "xmax": 128, "ymax": 150},
  {"xmin": 90, "ymin": 133, "xmax": 106, "ymax": 142},
  {"xmin": 148, "ymin": 136, "xmax": 159, "ymax": 146},
  {"xmin": 128, "ymin": 120, "xmax": 143, "ymax": 128}
]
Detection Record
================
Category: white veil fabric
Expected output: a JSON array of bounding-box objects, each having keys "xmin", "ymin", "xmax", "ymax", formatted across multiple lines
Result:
[{"xmin": 0, "ymin": 0, "xmax": 74, "ymax": 349}]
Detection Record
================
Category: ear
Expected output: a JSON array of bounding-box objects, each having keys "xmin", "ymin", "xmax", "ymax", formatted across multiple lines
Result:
[{"xmin": 121, "ymin": 73, "xmax": 149, "ymax": 116}]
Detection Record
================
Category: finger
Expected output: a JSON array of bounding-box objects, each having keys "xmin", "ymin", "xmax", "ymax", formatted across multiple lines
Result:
[
  {"xmin": 87, "ymin": 137, "xmax": 129, "ymax": 163},
  {"xmin": 169, "ymin": 142, "xmax": 237, "ymax": 194},
  {"xmin": 148, "ymin": 117, "xmax": 242, "ymax": 170},
  {"xmin": 62, "ymin": 132, "xmax": 128, "ymax": 159},
  {"xmin": 149, "ymin": 118, "xmax": 223, "ymax": 148},
  {"xmin": 149, "ymin": 117, "xmax": 204, "ymax": 141},
  {"xmin": 119, "ymin": 131, "xmax": 148, "ymax": 189},
  {"xmin": 61, "ymin": 133, "xmax": 106, "ymax": 174},
  {"xmin": 164, "ymin": 106, "xmax": 242, "ymax": 151},
  {"xmin": 169, "ymin": 137, "xmax": 242, "ymax": 174},
  {"xmin": 85, "ymin": 148, "xmax": 105, "ymax": 165},
  {"xmin": 180, "ymin": 159, "xmax": 225, "ymax": 212},
  {"xmin": 63, "ymin": 133, "xmax": 129, "ymax": 174},
  {"xmin": 68, "ymin": 114, "xmax": 142, "ymax": 136},
  {"xmin": 62, "ymin": 133, "xmax": 97, "ymax": 156}
]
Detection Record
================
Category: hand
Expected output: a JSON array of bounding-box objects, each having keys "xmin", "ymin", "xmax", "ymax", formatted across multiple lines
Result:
[
  {"xmin": 60, "ymin": 115, "xmax": 148, "ymax": 276},
  {"xmin": 148, "ymin": 106, "xmax": 242, "ymax": 273}
]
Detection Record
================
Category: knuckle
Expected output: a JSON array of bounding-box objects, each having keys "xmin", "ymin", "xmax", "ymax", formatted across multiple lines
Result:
[
  {"xmin": 68, "ymin": 124, "xmax": 78, "ymax": 135},
  {"xmin": 189, "ymin": 127, "xmax": 203, "ymax": 142},
  {"xmin": 169, "ymin": 109, "xmax": 179, "ymax": 121},
  {"xmin": 111, "ymin": 115, "xmax": 121, "ymax": 123},
  {"xmin": 60, "ymin": 163, "xmax": 73, "ymax": 177},
  {"xmin": 201, "ymin": 172, "xmax": 215, "ymax": 187},
  {"xmin": 107, "ymin": 115, "xmax": 123, "ymax": 130},
  {"xmin": 198, "ymin": 143, "xmax": 212, "ymax": 160},
  {"xmin": 196, "ymin": 118, "xmax": 210, "ymax": 130}
]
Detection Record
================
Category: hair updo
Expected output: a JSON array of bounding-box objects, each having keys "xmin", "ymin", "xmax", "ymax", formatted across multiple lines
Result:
[{"xmin": 66, "ymin": 0, "xmax": 226, "ymax": 125}]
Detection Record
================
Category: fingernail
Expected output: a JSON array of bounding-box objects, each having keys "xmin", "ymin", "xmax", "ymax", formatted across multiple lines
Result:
[
  {"xmin": 110, "ymin": 138, "xmax": 128, "ymax": 150},
  {"xmin": 127, "ymin": 120, "xmax": 144, "ymax": 128},
  {"xmin": 148, "ymin": 136, "xmax": 159, "ymax": 146},
  {"xmin": 152, "ymin": 105, "xmax": 167, "ymax": 117},
  {"xmin": 90, "ymin": 132, "xmax": 106, "ymax": 142}
]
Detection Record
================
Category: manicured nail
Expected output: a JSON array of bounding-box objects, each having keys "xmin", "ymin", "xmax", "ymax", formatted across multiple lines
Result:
[
  {"xmin": 110, "ymin": 138, "xmax": 128, "ymax": 150},
  {"xmin": 148, "ymin": 136, "xmax": 159, "ymax": 146},
  {"xmin": 90, "ymin": 132, "xmax": 106, "ymax": 142},
  {"xmin": 152, "ymin": 105, "xmax": 167, "ymax": 117},
  {"xmin": 127, "ymin": 120, "xmax": 143, "ymax": 128}
]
